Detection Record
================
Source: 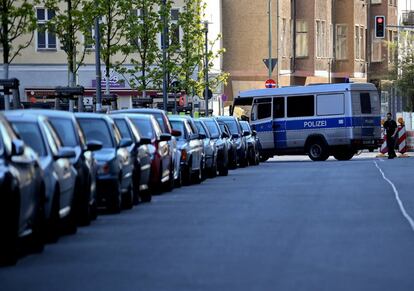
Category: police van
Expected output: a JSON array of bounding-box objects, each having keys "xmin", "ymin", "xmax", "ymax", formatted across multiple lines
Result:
[{"xmin": 232, "ymin": 83, "xmax": 382, "ymax": 161}]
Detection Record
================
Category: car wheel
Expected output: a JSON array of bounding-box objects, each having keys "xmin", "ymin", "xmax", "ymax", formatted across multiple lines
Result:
[
  {"xmin": 122, "ymin": 184, "xmax": 134, "ymax": 210},
  {"xmin": 45, "ymin": 188, "xmax": 60, "ymax": 243},
  {"xmin": 307, "ymin": 139, "xmax": 329, "ymax": 161},
  {"xmin": 209, "ymin": 159, "xmax": 218, "ymax": 178},
  {"xmin": 140, "ymin": 189, "xmax": 152, "ymax": 203},
  {"xmin": 163, "ymin": 165, "xmax": 175, "ymax": 192},
  {"xmin": 109, "ymin": 180, "xmax": 122, "ymax": 214},
  {"xmin": 76, "ymin": 177, "xmax": 91, "ymax": 226},
  {"xmin": 192, "ymin": 161, "xmax": 203, "ymax": 184},
  {"xmin": 0, "ymin": 182, "xmax": 19, "ymax": 266},
  {"xmin": 182, "ymin": 161, "xmax": 192, "ymax": 186},
  {"xmin": 132, "ymin": 169, "xmax": 141, "ymax": 205},
  {"xmin": 31, "ymin": 183, "xmax": 46, "ymax": 253},
  {"xmin": 174, "ymin": 167, "xmax": 182, "ymax": 188},
  {"xmin": 333, "ymin": 148, "xmax": 355, "ymax": 161}
]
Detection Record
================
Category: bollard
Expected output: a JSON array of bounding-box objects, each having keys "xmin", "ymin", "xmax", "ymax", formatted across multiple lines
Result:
[
  {"xmin": 377, "ymin": 127, "xmax": 388, "ymax": 157},
  {"xmin": 397, "ymin": 118, "xmax": 409, "ymax": 158}
]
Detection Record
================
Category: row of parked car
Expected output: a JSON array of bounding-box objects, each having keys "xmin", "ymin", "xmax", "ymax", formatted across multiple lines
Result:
[{"xmin": 0, "ymin": 108, "xmax": 261, "ymax": 266}]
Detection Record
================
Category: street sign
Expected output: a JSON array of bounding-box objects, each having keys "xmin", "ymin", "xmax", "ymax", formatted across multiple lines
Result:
[
  {"xmin": 83, "ymin": 96, "xmax": 93, "ymax": 106},
  {"xmin": 203, "ymin": 89, "xmax": 213, "ymax": 100},
  {"xmin": 263, "ymin": 58, "xmax": 278, "ymax": 72},
  {"xmin": 265, "ymin": 79, "xmax": 277, "ymax": 88}
]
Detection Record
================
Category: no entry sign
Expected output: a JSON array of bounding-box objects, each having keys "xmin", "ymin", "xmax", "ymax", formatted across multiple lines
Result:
[{"xmin": 265, "ymin": 79, "xmax": 276, "ymax": 88}]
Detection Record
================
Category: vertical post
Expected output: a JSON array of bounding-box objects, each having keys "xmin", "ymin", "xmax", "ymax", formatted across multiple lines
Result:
[
  {"xmin": 95, "ymin": 11, "xmax": 102, "ymax": 112},
  {"xmin": 276, "ymin": 0, "xmax": 279, "ymax": 87},
  {"xmin": 204, "ymin": 21, "xmax": 209, "ymax": 117},
  {"xmin": 3, "ymin": 64, "xmax": 10, "ymax": 110},
  {"xmin": 162, "ymin": 0, "xmax": 168, "ymax": 112},
  {"xmin": 174, "ymin": 92, "xmax": 177, "ymax": 114},
  {"xmin": 268, "ymin": 0, "xmax": 272, "ymax": 80}
]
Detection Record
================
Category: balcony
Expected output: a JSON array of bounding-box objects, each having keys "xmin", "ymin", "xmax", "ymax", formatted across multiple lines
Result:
[{"xmin": 402, "ymin": 10, "xmax": 414, "ymax": 26}]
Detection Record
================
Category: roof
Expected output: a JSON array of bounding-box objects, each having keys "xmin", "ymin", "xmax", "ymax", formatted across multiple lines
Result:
[
  {"xmin": 23, "ymin": 109, "xmax": 75, "ymax": 119},
  {"xmin": 74, "ymin": 112, "xmax": 109, "ymax": 120},
  {"xmin": 113, "ymin": 108, "xmax": 166, "ymax": 114},
  {"xmin": 4, "ymin": 110, "xmax": 45, "ymax": 123},
  {"xmin": 238, "ymin": 83, "xmax": 377, "ymax": 99}
]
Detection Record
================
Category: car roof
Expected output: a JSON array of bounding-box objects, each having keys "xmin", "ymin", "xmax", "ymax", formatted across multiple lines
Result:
[
  {"xmin": 216, "ymin": 116, "xmax": 237, "ymax": 121},
  {"xmin": 113, "ymin": 108, "xmax": 166, "ymax": 114},
  {"xmin": 23, "ymin": 109, "xmax": 75, "ymax": 119},
  {"xmin": 3, "ymin": 111, "xmax": 45, "ymax": 123}
]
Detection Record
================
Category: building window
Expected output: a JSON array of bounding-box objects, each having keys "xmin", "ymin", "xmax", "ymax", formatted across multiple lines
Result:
[
  {"xmin": 36, "ymin": 8, "xmax": 57, "ymax": 50},
  {"xmin": 372, "ymin": 40, "xmax": 382, "ymax": 62},
  {"xmin": 316, "ymin": 20, "xmax": 327, "ymax": 58},
  {"xmin": 371, "ymin": 0, "xmax": 382, "ymax": 4},
  {"xmin": 296, "ymin": 20, "xmax": 308, "ymax": 57},
  {"xmin": 336, "ymin": 24, "xmax": 348, "ymax": 60},
  {"xmin": 85, "ymin": 26, "xmax": 95, "ymax": 50},
  {"xmin": 170, "ymin": 8, "xmax": 180, "ymax": 46},
  {"xmin": 355, "ymin": 26, "xmax": 365, "ymax": 60},
  {"xmin": 287, "ymin": 95, "xmax": 315, "ymax": 118}
]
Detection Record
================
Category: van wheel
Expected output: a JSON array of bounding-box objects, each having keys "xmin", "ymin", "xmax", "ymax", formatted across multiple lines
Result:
[
  {"xmin": 333, "ymin": 149, "xmax": 355, "ymax": 161},
  {"xmin": 307, "ymin": 140, "xmax": 329, "ymax": 161}
]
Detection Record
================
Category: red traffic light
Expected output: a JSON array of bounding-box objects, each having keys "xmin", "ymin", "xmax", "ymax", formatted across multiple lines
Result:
[
  {"xmin": 377, "ymin": 17, "xmax": 384, "ymax": 24},
  {"xmin": 375, "ymin": 16, "xmax": 385, "ymax": 38}
]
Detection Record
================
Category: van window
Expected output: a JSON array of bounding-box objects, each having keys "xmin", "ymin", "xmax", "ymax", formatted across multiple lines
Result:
[
  {"xmin": 360, "ymin": 93, "xmax": 371, "ymax": 114},
  {"xmin": 317, "ymin": 94, "xmax": 344, "ymax": 116},
  {"xmin": 287, "ymin": 95, "xmax": 314, "ymax": 117},
  {"xmin": 252, "ymin": 102, "xmax": 272, "ymax": 121},
  {"xmin": 273, "ymin": 98, "xmax": 285, "ymax": 118}
]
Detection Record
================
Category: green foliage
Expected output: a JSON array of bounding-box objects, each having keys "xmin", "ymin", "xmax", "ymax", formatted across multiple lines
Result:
[
  {"xmin": 0, "ymin": 0, "xmax": 38, "ymax": 65},
  {"xmin": 117, "ymin": 0, "xmax": 161, "ymax": 95},
  {"xmin": 44, "ymin": 0, "xmax": 96, "ymax": 84},
  {"xmin": 388, "ymin": 31, "xmax": 414, "ymax": 111}
]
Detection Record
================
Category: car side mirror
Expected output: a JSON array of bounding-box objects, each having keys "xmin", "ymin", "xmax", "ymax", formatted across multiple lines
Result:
[
  {"xmin": 87, "ymin": 140, "xmax": 103, "ymax": 152},
  {"xmin": 159, "ymin": 133, "xmax": 172, "ymax": 142},
  {"xmin": 140, "ymin": 137, "xmax": 152, "ymax": 145},
  {"xmin": 242, "ymin": 130, "xmax": 250, "ymax": 137},
  {"xmin": 11, "ymin": 139, "xmax": 25, "ymax": 156},
  {"xmin": 221, "ymin": 132, "xmax": 229, "ymax": 139},
  {"xmin": 55, "ymin": 148, "xmax": 76, "ymax": 160},
  {"xmin": 252, "ymin": 130, "xmax": 257, "ymax": 137},
  {"xmin": 118, "ymin": 138, "xmax": 133, "ymax": 148},
  {"xmin": 232, "ymin": 133, "xmax": 240, "ymax": 139},
  {"xmin": 171, "ymin": 129, "xmax": 182, "ymax": 137},
  {"xmin": 199, "ymin": 133, "xmax": 207, "ymax": 140}
]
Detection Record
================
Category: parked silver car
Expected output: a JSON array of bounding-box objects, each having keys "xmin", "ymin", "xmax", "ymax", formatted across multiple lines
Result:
[
  {"xmin": 30, "ymin": 109, "xmax": 102, "ymax": 225},
  {"xmin": 0, "ymin": 114, "xmax": 45, "ymax": 266},
  {"xmin": 169, "ymin": 116, "xmax": 204, "ymax": 185},
  {"xmin": 5, "ymin": 112, "xmax": 78, "ymax": 239},
  {"xmin": 76, "ymin": 113, "xmax": 134, "ymax": 213}
]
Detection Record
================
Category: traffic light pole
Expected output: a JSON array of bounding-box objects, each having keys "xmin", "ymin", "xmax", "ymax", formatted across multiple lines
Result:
[
  {"xmin": 204, "ymin": 21, "xmax": 209, "ymax": 117},
  {"xmin": 268, "ymin": 0, "xmax": 272, "ymax": 80}
]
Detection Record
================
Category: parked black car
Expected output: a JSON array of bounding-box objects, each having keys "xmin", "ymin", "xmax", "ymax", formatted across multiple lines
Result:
[
  {"xmin": 200, "ymin": 117, "xmax": 229, "ymax": 176},
  {"xmin": 216, "ymin": 116, "xmax": 248, "ymax": 167},
  {"xmin": 0, "ymin": 114, "xmax": 45, "ymax": 266},
  {"xmin": 31, "ymin": 110, "xmax": 102, "ymax": 225},
  {"xmin": 76, "ymin": 113, "xmax": 134, "ymax": 213},
  {"xmin": 194, "ymin": 119, "xmax": 218, "ymax": 177},
  {"xmin": 111, "ymin": 114, "xmax": 153, "ymax": 203},
  {"xmin": 216, "ymin": 119, "xmax": 238, "ymax": 169},
  {"xmin": 240, "ymin": 120, "xmax": 260, "ymax": 166}
]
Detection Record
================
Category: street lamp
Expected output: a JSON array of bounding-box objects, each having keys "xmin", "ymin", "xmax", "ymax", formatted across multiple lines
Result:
[
  {"xmin": 162, "ymin": 0, "xmax": 168, "ymax": 112},
  {"xmin": 204, "ymin": 20, "xmax": 209, "ymax": 117},
  {"xmin": 94, "ymin": 9, "xmax": 102, "ymax": 112}
]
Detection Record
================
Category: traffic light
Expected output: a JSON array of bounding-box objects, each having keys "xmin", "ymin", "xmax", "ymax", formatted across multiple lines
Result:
[{"xmin": 375, "ymin": 16, "xmax": 385, "ymax": 38}]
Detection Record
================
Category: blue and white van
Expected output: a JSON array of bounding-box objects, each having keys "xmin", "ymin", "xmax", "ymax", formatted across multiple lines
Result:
[{"xmin": 232, "ymin": 83, "xmax": 382, "ymax": 161}]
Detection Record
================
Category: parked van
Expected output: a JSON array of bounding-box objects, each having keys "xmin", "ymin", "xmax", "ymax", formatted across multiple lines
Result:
[{"xmin": 232, "ymin": 83, "xmax": 382, "ymax": 161}]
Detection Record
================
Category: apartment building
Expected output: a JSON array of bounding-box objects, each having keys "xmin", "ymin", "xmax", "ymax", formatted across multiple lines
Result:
[
  {"xmin": 1, "ymin": 0, "xmax": 224, "ymax": 106},
  {"xmin": 222, "ymin": 0, "xmax": 398, "ymax": 102}
]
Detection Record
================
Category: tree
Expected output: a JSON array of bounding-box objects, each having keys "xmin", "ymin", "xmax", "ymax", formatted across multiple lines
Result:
[
  {"xmin": 117, "ymin": 0, "xmax": 161, "ymax": 97},
  {"xmin": 44, "ymin": 0, "xmax": 95, "ymax": 86},
  {"xmin": 0, "ymin": 0, "xmax": 37, "ymax": 78},
  {"xmin": 388, "ymin": 31, "xmax": 414, "ymax": 111},
  {"xmin": 94, "ymin": 0, "xmax": 132, "ymax": 95}
]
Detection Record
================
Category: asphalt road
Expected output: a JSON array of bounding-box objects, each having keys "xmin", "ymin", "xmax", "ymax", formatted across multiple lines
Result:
[{"xmin": 1, "ymin": 153, "xmax": 414, "ymax": 291}]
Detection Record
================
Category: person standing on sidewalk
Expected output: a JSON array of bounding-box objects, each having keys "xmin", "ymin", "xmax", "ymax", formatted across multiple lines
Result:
[{"xmin": 383, "ymin": 112, "xmax": 398, "ymax": 159}]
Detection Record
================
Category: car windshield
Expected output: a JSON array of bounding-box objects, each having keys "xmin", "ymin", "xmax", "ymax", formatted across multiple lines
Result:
[
  {"xmin": 48, "ymin": 117, "xmax": 78, "ymax": 147},
  {"xmin": 114, "ymin": 119, "xmax": 133, "ymax": 140},
  {"xmin": 170, "ymin": 120, "xmax": 185, "ymax": 140},
  {"xmin": 130, "ymin": 118, "xmax": 154, "ymax": 139},
  {"xmin": 204, "ymin": 121, "xmax": 220, "ymax": 139},
  {"xmin": 78, "ymin": 119, "xmax": 114, "ymax": 148},
  {"xmin": 153, "ymin": 113, "xmax": 168, "ymax": 133},
  {"xmin": 240, "ymin": 122, "xmax": 251, "ymax": 132},
  {"xmin": 195, "ymin": 121, "xmax": 208, "ymax": 137},
  {"xmin": 223, "ymin": 120, "xmax": 239, "ymax": 135},
  {"xmin": 12, "ymin": 122, "xmax": 47, "ymax": 157},
  {"xmin": 219, "ymin": 123, "xmax": 228, "ymax": 134}
]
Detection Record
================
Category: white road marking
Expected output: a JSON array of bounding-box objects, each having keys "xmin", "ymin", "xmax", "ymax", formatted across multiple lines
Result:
[{"xmin": 374, "ymin": 161, "xmax": 414, "ymax": 232}]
